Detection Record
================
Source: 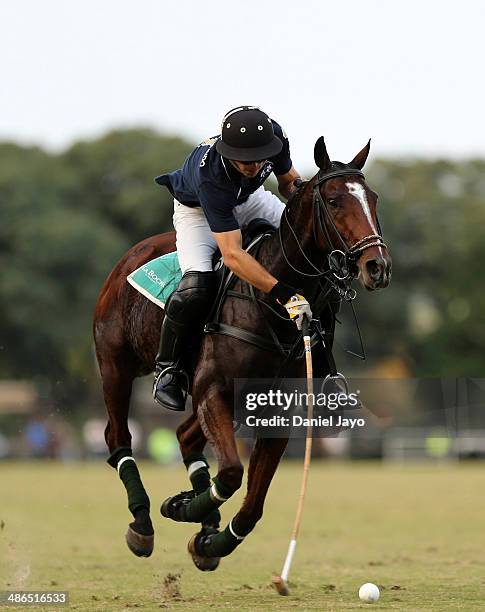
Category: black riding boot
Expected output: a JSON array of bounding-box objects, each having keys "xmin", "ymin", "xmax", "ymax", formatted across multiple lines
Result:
[
  {"xmin": 153, "ymin": 315, "xmax": 190, "ymax": 411},
  {"xmin": 153, "ymin": 271, "xmax": 216, "ymax": 411}
]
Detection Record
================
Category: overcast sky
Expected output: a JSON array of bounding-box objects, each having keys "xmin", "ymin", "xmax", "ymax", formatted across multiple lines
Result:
[{"xmin": 1, "ymin": 0, "xmax": 483, "ymax": 170}]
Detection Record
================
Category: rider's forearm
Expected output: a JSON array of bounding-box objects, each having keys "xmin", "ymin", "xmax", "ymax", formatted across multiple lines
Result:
[
  {"xmin": 278, "ymin": 182, "xmax": 297, "ymax": 200},
  {"xmin": 224, "ymin": 249, "xmax": 277, "ymax": 293}
]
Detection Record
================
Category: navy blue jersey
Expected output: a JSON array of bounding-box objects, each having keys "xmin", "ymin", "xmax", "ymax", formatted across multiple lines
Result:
[{"xmin": 155, "ymin": 120, "xmax": 292, "ymax": 233}]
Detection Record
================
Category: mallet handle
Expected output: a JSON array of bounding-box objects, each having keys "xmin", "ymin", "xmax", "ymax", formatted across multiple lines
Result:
[
  {"xmin": 281, "ymin": 538, "xmax": 297, "ymax": 581},
  {"xmin": 290, "ymin": 332, "xmax": 314, "ymax": 541},
  {"xmin": 280, "ymin": 318, "xmax": 314, "ymax": 579}
]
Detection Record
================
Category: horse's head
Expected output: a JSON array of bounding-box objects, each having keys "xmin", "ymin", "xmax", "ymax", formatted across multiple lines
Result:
[{"xmin": 311, "ymin": 137, "xmax": 392, "ymax": 291}]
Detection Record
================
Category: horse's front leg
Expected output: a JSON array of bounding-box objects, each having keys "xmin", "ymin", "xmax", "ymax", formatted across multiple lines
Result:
[
  {"xmin": 231, "ymin": 436, "xmax": 288, "ymax": 536},
  {"xmin": 162, "ymin": 412, "xmax": 221, "ymax": 530},
  {"xmin": 193, "ymin": 435, "xmax": 288, "ymax": 562},
  {"xmin": 167, "ymin": 390, "xmax": 243, "ymax": 570}
]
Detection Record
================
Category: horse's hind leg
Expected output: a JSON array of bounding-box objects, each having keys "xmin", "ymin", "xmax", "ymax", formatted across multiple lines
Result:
[{"xmin": 99, "ymin": 351, "xmax": 154, "ymax": 557}]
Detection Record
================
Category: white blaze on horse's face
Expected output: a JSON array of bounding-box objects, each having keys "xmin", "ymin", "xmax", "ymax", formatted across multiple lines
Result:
[
  {"xmin": 345, "ymin": 181, "xmax": 383, "ymax": 257},
  {"xmin": 345, "ymin": 182, "xmax": 376, "ymax": 233}
]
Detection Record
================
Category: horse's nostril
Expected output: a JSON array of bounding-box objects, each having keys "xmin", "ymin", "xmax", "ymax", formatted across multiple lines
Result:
[{"xmin": 365, "ymin": 259, "xmax": 381, "ymax": 279}]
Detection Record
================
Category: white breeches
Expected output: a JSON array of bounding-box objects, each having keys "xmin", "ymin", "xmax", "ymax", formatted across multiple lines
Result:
[{"xmin": 173, "ymin": 186, "xmax": 286, "ymax": 273}]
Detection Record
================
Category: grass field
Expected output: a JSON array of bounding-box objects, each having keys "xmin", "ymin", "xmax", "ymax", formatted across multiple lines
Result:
[{"xmin": 1, "ymin": 460, "xmax": 485, "ymax": 611}]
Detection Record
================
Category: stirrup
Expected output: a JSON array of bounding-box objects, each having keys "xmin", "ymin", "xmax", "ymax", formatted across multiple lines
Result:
[
  {"xmin": 153, "ymin": 364, "xmax": 189, "ymax": 389},
  {"xmin": 320, "ymin": 373, "xmax": 363, "ymax": 411},
  {"xmin": 152, "ymin": 365, "xmax": 189, "ymax": 404},
  {"xmin": 321, "ymin": 372, "xmax": 349, "ymax": 394}
]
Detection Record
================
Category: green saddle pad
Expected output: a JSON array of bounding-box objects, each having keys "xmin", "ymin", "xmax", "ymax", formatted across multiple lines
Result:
[{"xmin": 127, "ymin": 251, "xmax": 182, "ymax": 308}]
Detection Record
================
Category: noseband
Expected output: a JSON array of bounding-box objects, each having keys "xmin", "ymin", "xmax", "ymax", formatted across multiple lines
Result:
[{"xmin": 280, "ymin": 167, "xmax": 388, "ymax": 285}]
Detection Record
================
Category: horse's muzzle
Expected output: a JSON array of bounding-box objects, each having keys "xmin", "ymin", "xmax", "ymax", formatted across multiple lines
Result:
[{"xmin": 360, "ymin": 255, "xmax": 392, "ymax": 290}]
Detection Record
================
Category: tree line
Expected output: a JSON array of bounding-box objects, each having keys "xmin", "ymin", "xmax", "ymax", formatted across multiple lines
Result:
[{"xmin": 1, "ymin": 128, "xmax": 483, "ymax": 409}]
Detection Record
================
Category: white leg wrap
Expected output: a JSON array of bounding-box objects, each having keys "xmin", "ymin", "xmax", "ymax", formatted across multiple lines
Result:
[
  {"xmin": 210, "ymin": 483, "xmax": 228, "ymax": 503},
  {"xmin": 228, "ymin": 519, "xmax": 245, "ymax": 541},
  {"xmin": 117, "ymin": 456, "xmax": 136, "ymax": 473},
  {"xmin": 187, "ymin": 460, "xmax": 208, "ymax": 478}
]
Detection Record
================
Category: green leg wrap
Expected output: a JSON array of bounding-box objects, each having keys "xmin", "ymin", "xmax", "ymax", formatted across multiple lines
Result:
[
  {"xmin": 183, "ymin": 475, "xmax": 232, "ymax": 523},
  {"xmin": 184, "ymin": 454, "xmax": 211, "ymax": 494},
  {"xmin": 119, "ymin": 461, "xmax": 151, "ymax": 514},
  {"xmin": 107, "ymin": 447, "xmax": 150, "ymax": 514},
  {"xmin": 201, "ymin": 521, "xmax": 245, "ymax": 558},
  {"xmin": 184, "ymin": 455, "xmax": 221, "ymax": 528}
]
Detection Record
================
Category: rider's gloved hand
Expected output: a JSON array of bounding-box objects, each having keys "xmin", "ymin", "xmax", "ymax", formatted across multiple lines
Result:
[
  {"xmin": 283, "ymin": 294, "xmax": 312, "ymax": 330},
  {"xmin": 268, "ymin": 282, "xmax": 312, "ymax": 329},
  {"xmin": 268, "ymin": 281, "xmax": 298, "ymax": 305}
]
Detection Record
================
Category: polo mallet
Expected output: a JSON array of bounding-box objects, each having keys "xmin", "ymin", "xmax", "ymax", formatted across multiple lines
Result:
[{"xmin": 272, "ymin": 307, "xmax": 314, "ymax": 596}]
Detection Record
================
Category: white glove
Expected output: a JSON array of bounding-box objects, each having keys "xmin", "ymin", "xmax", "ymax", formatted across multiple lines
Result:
[{"xmin": 284, "ymin": 294, "xmax": 312, "ymax": 331}]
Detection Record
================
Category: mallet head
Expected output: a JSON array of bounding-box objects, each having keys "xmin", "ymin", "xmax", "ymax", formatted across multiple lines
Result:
[{"xmin": 272, "ymin": 574, "xmax": 289, "ymax": 596}]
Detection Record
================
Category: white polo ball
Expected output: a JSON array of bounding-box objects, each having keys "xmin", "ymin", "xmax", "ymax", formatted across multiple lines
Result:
[{"xmin": 359, "ymin": 582, "xmax": 380, "ymax": 603}]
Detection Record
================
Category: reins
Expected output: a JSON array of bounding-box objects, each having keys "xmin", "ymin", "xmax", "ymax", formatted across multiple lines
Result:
[
  {"xmin": 205, "ymin": 164, "xmax": 388, "ymax": 371},
  {"xmin": 280, "ymin": 167, "xmax": 388, "ymax": 284}
]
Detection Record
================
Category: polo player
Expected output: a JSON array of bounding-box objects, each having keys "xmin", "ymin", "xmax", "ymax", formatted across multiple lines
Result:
[{"xmin": 153, "ymin": 106, "xmax": 307, "ymax": 411}]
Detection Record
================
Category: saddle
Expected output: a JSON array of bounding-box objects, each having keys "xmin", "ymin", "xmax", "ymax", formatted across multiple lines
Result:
[
  {"xmin": 177, "ymin": 218, "xmax": 282, "ymax": 382},
  {"xmin": 180, "ymin": 218, "xmax": 339, "ymax": 388},
  {"xmin": 204, "ymin": 218, "xmax": 278, "ymax": 346},
  {"xmin": 211, "ymin": 218, "xmax": 276, "ymax": 272}
]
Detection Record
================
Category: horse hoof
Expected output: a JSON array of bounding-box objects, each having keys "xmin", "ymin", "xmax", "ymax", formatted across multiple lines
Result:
[
  {"xmin": 160, "ymin": 496, "xmax": 172, "ymax": 518},
  {"xmin": 188, "ymin": 531, "xmax": 220, "ymax": 572},
  {"xmin": 161, "ymin": 490, "xmax": 194, "ymax": 522},
  {"xmin": 125, "ymin": 525, "xmax": 154, "ymax": 557}
]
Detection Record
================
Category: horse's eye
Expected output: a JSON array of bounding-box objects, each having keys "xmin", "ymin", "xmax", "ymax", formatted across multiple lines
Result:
[{"xmin": 327, "ymin": 198, "xmax": 338, "ymax": 208}]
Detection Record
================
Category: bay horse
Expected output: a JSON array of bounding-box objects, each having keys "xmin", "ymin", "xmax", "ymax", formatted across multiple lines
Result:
[{"xmin": 93, "ymin": 137, "xmax": 391, "ymax": 569}]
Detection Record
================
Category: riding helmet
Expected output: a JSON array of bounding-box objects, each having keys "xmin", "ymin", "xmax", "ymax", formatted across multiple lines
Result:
[{"xmin": 215, "ymin": 106, "xmax": 283, "ymax": 162}]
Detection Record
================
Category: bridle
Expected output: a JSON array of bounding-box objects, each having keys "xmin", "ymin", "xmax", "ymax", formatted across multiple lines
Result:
[
  {"xmin": 279, "ymin": 167, "xmax": 388, "ymax": 291},
  {"xmin": 205, "ymin": 167, "xmax": 388, "ymax": 367}
]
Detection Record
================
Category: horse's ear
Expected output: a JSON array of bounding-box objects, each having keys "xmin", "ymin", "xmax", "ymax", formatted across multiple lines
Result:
[
  {"xmin": 314, "ymin": 136, "xmax": 332, "ymax": 172},
  {"xmin": 349, "ymin": 139, "xmax": 371, "ymax": 170}
]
